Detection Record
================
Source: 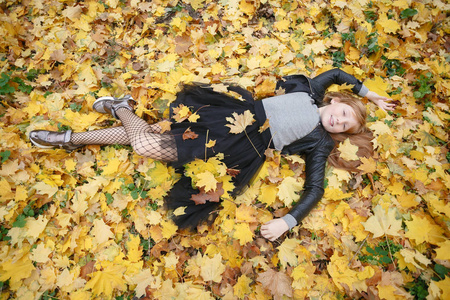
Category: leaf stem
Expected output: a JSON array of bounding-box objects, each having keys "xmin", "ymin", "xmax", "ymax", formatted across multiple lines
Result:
[
  {"xmin": 204, "ymin": 129, "xmax": 210, "ymax": 161},
  {"xmin": 385, "ymin": 234, "xmax": 396, "ymax": 269},
  {"xmin": 349, "ymin": 235, "xmax": 369, "ymax": 266},
  {"xmin": 244, "ymin": 129, "xmax": 261, "ymax": 158}
]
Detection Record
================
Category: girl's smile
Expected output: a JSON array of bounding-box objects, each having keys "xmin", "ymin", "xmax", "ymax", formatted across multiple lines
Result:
[{"xmin": 319, "ymin": 99, "xmax": 358, "ymax": 133}]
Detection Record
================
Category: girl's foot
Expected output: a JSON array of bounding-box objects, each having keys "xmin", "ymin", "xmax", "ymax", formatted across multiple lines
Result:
[
  {"xmin": 29, "ymin": 130, "xmax": 83, "ymax": 151},
  {"xmin": 92, "ymin": 95, "xmax": 136, "ymax": 119}
]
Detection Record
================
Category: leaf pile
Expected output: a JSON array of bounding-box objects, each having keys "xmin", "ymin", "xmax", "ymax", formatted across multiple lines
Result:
[{"xmin": 1, "ymin": 0, "xmax": 449, "ymax": 299}]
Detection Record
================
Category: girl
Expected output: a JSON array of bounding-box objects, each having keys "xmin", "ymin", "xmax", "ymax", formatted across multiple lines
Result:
[{"xmin": 29, "ymin": 68, "xmax": 394, "ymax": 241}]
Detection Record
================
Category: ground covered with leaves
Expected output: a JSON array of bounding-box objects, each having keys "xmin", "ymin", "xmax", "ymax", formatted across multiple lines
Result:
[{"xmin": 0, "ymin": 0, "xmax": 449, "ymax": 299}]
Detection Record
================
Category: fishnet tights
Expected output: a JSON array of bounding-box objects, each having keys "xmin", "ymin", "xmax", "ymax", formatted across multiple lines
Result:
[{"xmin": 70, "ymin": 108, "xmax": 178, "ymax": 162}]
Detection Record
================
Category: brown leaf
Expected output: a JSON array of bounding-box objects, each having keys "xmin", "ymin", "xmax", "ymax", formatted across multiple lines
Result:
[
  {"xmin": 257, "ymin": 269, "xmax": 293, "ymax": 300},
  {"xmin": 190, "ymin": 183, "xmax": 224, "ymax": 205},
  {"xmin": 226, "ymin": 168, "xmax": 241, "ymax": 178},
  {"xmin": 80, "ymin": 260, "xmax": 96, "ymax": 280},
  {"xmin": 175, "ymin": 34, "xmax": 193, "ymax": 56},
  {"xmin": 182, "ymin": 127, "xmax": 199, "ymax": 140}
]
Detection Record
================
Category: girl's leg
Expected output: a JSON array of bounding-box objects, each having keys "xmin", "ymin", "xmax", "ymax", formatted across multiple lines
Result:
[
  {"xmin": 71, "ymin": 126, "xmax": 130, "ymax": 145},
  {"xmin": 114, "ymin": 108, "xmax": 178, "ymax": 161},
  {"xmin": 70, "ymin": 123, "xmax": 163, "ymax": 145}
]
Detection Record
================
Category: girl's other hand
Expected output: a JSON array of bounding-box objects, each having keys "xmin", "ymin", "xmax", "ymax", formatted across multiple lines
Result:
[
  {"xmin": 261, "ymin": 218, "xmax": 289, "ymax": 241},
  {"xmin": 365, "ymin": 91, "xmax": 396, "ymax": 112}
]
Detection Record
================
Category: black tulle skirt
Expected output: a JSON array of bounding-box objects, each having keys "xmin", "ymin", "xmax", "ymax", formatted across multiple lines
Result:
[{"xmin": 165, "ymin": 84, "xmax": 272, "ymax": 229}]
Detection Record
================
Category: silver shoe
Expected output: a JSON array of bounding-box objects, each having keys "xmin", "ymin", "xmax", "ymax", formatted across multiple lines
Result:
[
  {"xmin": 29, "ymin": 130, "xmax": 83, "ymax": 151},
  {"xmin": 92, "ymin": 95, "xmax": 136, "ymax": 119}
]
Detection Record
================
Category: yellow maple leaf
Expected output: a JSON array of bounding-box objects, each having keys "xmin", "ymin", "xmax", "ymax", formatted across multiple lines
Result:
[
  {"xmin": 405, "ymin": 214, "xmax": 445, "ymax": 245},
  {"xmin": 0, "ymin": 254, "xmax": 36, "ymax": 290},
  {"xmin": 205, "ymin": 139, "xmax": 216, "ymax": 148},
  {"xmin": 225, "ymin": 110, "xmax": 255, "ymax": 134},
  {"xmin": 379, "ymin": 13, "xmax": 401, "ymax": 34},
  {"xmin": 337, "ymin": 138, "xmax": 359, "ymax": 161},
  {"xmin": 62, "ymin": 110, "xmax": 102, "ymax": 131},
  {"xmin": 362, "ymin": 205, "xmax": 402, "ymax": 238},
  {"xmin": 26, "ymin": 215, "xmax": 49, "ymax": 240},
  {"xmin": 85, "ymin": 264, "xmax": 127, "ymax": 297},
  {"xmin": 277, "ymin": 177, "xmax": 304, "ymax": 206},
  {"xmin": 101, "ymin": 158, "xmax": 121, "ymax": 176},
  {"xmin": 328, "ymin": 252, "xmax": 375, "ymax": 292},
  {"xmin": 235, "ymin": 204, "xmax": 257, "ymax": 223},
  {"xmin": 435, "ymin": 276, "xmax": 450, "ymax": 299},
  {"xmin": 358, "ymin": 156, "xmax": 377, "ymax": 173},
  {"xmin": 233, "ymin": 275, "xmax": 253, "ymax": 298},
  {"xmin": 363, "ymin": 76, "xmax": 390, "ymax": 98},
  {"xmin": 434, "ymin": 240, "xmax": 450, "ymax": 260},
  {"xmin": 200, "ymin": 254, "xmax": 226, "ymax": 283},
  {"xmin": 173, "ymin": 206, "xmax": 186, "ymax": 216},
  {"xmin": 34, "ymin": 181, "xmax": 58, "ymax": 197},
  {"xmin": 126, "ymin": 235, "xmax": 142, "ymax": 263},
  {"xmin": 277, "ymin": 238, "xmax": 300, "ymax": 268},
  {"xmin": 129, "ymin": 268, "xmax": 161, "ymax": 298},
  {"xmin": 161, "ymin": 219, "xmax": 178, "ymax": 240},
  {"xmin": 188, "ymin": 112, "xmax": 200, "ymax": 122},
  {"xmin": 274, "ymin": 19, "xmax": 290, "ymax": 31},
  {"xmin": 398, "ymin": 248, "xmax": 431, "ymax": 271},
  {"xmin": 258, "ymin": 183, "xmax": 277, "ymax": 205},
  {"xmin": 196, "ymin": 171, "xmax": 218, "ymax": 192},
  {"xmin": 91, "ymin": 218, "xmax": 114, "ymax": 246},
  {"xmin": 377, "ymin": 284, "xmax": 397, "ymax": 300},
  {"xmin": 233, "ymin": 222, "xmax": 253, "ymax": 245}
]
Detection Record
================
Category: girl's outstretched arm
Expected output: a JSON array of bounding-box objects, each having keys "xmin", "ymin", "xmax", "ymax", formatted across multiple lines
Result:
[
  {"xmin": 261, "ymin": 219, "xmax": 289, "ymax": 241},
  {"xmin": 365, "ymin": 91, "xmax": 396, "ymax": 112}
]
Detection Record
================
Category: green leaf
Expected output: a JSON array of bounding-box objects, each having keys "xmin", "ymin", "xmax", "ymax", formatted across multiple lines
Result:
[
  {"xmin": 434, "ymin": 264, "xmax": 450, "ymax": 279},
  {"xmin": 13, "ymin": 215, "xmax": 27, "ymax": 228},
  {"xmin": 105, "ymin": 193, "xmax": 114, "ymax": 205},
  {"xmin": 0, "ymin": 150, "xmax": 11, "ymax": 163},
  {"xmin": 400, "ymin": 8, "xmax": 418, "ymax": 19}
]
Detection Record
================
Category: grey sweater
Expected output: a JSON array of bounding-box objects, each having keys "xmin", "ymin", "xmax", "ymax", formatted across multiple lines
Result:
[{"xmin": 262, "ymin": 92, "xmax": 320, "ymax": 151}]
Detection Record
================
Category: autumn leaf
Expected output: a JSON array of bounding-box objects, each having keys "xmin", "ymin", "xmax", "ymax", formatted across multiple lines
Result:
[
  {"xmin": 195, "ymin": 171, "xmax": 218, "ymax": 193},
  {"xmin": 337, "ymin": 138, "xmax": 359, "ymax": 161},
  {"xmin": 225, "ymin": 110, "xmax": 255, "ymax": 134},
  {"xmin": 85, "ymin": 263, "xmax": 127, "ymax": 297},
  {"xmin": 0, "ymin": 254, "xmax": 35, "ymax": 290},
  {"xmin": 277, "ymin": 238, "xmax": 300, "ymax": 268},
  {"xmin": 91, "ymin": 218, "xmax": 114, "ymax": 246},
  {"xmin": 183, "ymin": 127, "xmax": 199, "ymax": 140},
  {"xmin": 233, "ymin": 275, "xmax": 253, "ymax": 298},
  {"xmin": 404, "ymin": 214, "xmax": 445, "ymax": 245},
  {"xmin": 362, "ymin": 205, "xmax": 402, "ymax": 238},
  {"xmin": 190, "ymin": 183, "xmax": 224, "ymax": 205},
  {"xmin": 205, "ymin": 139, "xmax": 216, "ymax": 148},
  {"xmin": 200, "ymin": 254, "xmax": 226, "ymax": 283},
  {"xmin": 257, "ymin": 269, "xmax": 293, "ymax": 300},
  {"xmin": 172, "ymin": 104, "xmax": 192, "ymax": 122}
]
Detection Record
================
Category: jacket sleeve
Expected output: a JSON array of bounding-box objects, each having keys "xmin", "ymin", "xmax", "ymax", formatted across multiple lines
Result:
[
  {"xmin": 283, "ymin": 129, "xmax": 335, "ymax": 226},
  {"xmin": 310, "ymin": 68, "xmax": 369, "ymax": 101}
]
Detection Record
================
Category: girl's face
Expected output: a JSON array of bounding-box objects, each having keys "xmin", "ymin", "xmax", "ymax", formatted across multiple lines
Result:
[{"xmin": 319, "ymin": 99, "xmax": 358, "ymax": 133}]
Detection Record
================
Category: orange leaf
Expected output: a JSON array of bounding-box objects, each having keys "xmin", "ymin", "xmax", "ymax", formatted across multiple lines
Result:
[{"xmin": 182, "ymin": 127, "xmax": 199, "ymax": 140}]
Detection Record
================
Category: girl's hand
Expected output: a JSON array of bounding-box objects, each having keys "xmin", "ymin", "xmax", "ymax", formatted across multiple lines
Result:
[
  {"xmin": 365, "ymin": 91, "xmax": 396, "ymax": 112},
  {"xmin": 261, "ymin": 218, "xmax": 289, "ymax": 241}
]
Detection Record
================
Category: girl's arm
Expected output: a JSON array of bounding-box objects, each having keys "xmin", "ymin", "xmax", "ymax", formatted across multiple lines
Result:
[
  {"xmin": 261, "ymin": 127, "xmax": 335, "ymax": 241},
  {"xmin": 311, "ymin": 69, "xmax": 395, "ymax": 112},
  {"xmin": 365, "ymin": 91, "xmax": 395, "ymax": 112}
]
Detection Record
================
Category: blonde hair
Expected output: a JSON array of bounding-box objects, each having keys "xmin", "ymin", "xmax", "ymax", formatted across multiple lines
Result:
[{"xmin": 323, "ymin": 92, "xmax": 374, "ymax": 171}]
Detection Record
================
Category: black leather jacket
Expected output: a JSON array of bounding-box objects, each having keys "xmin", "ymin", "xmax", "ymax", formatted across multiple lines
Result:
[{"xmin": 273, "ymin": 69, "xmax": 366, "ymax": 224}]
